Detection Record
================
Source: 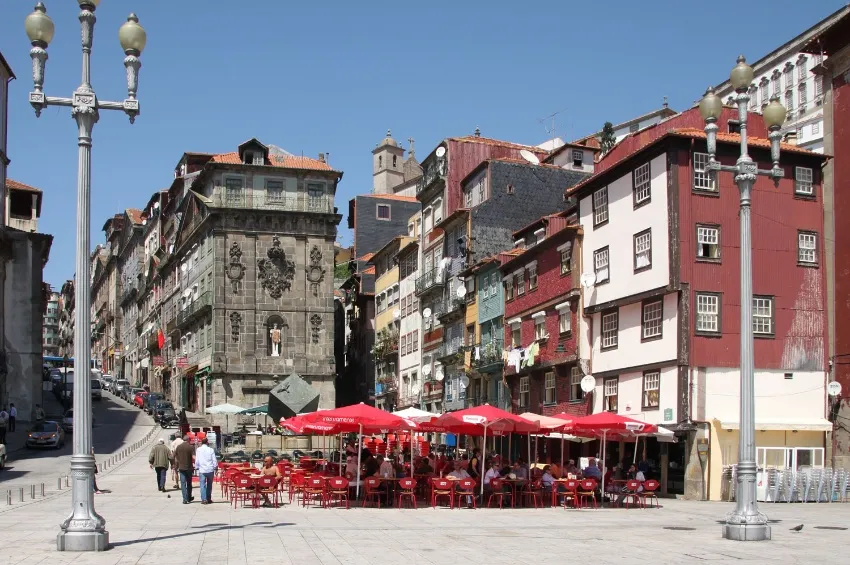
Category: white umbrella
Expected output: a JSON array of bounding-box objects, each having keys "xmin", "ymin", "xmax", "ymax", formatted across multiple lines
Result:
[
  {"xmin": 205, "ymin": 403, "xmax": 245, "ymax": 437},
  {"xmin": 392, "ymin": 407, "xmax": 438, "ymax": 423}
]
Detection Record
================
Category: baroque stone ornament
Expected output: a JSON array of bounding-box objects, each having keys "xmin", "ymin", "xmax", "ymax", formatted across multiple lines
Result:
[
  {"xmin": 257, "ymin": 235, "xmax": 295, "ymax": 299},
  {"xmin": 229, "ymin": 312, "xmax": 242, "ymax": 343},
  {"xmin": 225, "ymin": 241, "xmax": 245, "ymax": 294},
  {"xmin": 310, "ymin": 314, "xmax": 322, "ymax": 344},
  {"xmin": 306, "ymin": 245, "xmax": 326, "ymax": 296}
]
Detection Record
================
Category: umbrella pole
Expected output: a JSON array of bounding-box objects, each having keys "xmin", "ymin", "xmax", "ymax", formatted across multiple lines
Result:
[
  {"xmin": 560, "ymin": 435, "xmax": 564, "ymax": 477},
  {"xmin": 634, "ymin": 436, "xmax": 639, "ymax": 465},
  {"xmin": 480, "ymin": 424, "xmax": 488, "ymax": 497},
  {"xmin": 356, "ymin": 423, "xmax": 363, "ymax": 499},
  {"xmin": 339, "ymin": 433, "xmax": 343, "ymax": 476},
  {"xmin": 601, "ymin": 429, "xmax": 607, "ymax": 507},
  {"xmin": 508, "ymin": 434, "xmax": 512, "ymax": 463}
]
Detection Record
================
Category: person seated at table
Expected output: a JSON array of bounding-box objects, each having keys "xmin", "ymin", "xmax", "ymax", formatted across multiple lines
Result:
[
  {"xmin": 415, "ymin": 457, "xmax": 434, "ymax": 475},
  {"xmin": 549, "ymin": 461, "xmax": 562, "ymax": 479},
  {"xmin": 259, "ymin": 456, "xmax": 282, "ymax": 507},
  {"xmin": 565, "ymin": 459, "xmax": 580, "ymax": 477},
  {"xmin": 446, "ymin": 461, "xmax": 469, "ymax": 480},
  {"xmin": 541, "ymin": 465, "xmax": 561, "ymax": 497},
  {"xmin": 512, "ymin": 460, "xmax": 529, "ymax": 480},
  {"xmin": 615, "ymin": 464, "xmax": 645, "ymax": 506},
  {"xmin": 483, "ymin": 459, "xmax": 501, "ymax": 492},
  {"xmin": 583, "ymin": 458, "xmax": 602, "ymax": 480},
  {"xmin": 361, "ymin": 452, "xmax": 380, "ymax": 480},
  {"xmin": 434, "ymin": 453, "xmax": 449, "ymax": 476},
  {"xmin": 378, "ymin": 454, "xmax": 395, "ymax": 478}
]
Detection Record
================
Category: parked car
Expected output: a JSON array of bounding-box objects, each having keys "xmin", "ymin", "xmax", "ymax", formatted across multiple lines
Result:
[
  {"xmin": 133, "ymin": 391, "xmax": 148, "ymax": 409},
  {"xmin": 127, "ymin": 387, "xmax": 143, "ymax": 403},
  {"xmin": 113, "ymin": 379, "xmax": 130, "ymax": 398},
  {"xmin": 52, "ymin": 370, "xmax": 73, "ymax": 396},
  {"xmin": 101, "ymin": 374, "xmax": 114, "ymax": 392},
  {"xmin": 61, "ymin": 409, "xmax": 96, "ymax": 434},
  {"xmin": 154, "ymin": 401, "xmax": 176, "ymax": 423},
  {"xmin": 91, "ymin": 378, "xmax": 102, "ymax": 401},
  {"xmin": 0, "ymin": 442, "xmax": 6, "ymax": 470},
  {"xmin": 26, "ymin": 421, "xmax": 66, "ymax": 449},
  {"xmin": 144, "ymin": 393, "xmax": 163, "ymax": 415}
]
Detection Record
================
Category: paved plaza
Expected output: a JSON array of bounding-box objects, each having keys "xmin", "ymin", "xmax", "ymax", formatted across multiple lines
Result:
[{"xmin": 0, "ymin": 430, "xmax": 848, "ymax": 565}]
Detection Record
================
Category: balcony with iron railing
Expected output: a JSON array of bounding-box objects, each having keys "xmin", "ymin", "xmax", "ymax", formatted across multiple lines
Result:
[
  {"xmin": 415, "ymin": 268, "xmax": 444, "ymax": 296},
  {"xmin": 436, "ymin": 296, "xmax": 465, "ymax": 322},
  {"xmin": 372, "ymin": 329, "xmax": 399, "ymax": 359},
  {"xmin": 436, "ymin": 338, "xmax": 465, "ymax": 363},
  {"xmin": 416, "ymin": 156, "xmax": 447, "ymax": 196},
  {"xmin": 176, "ymin": 291, "xmax": 212, "ymax": 329},
  {"xmin": 213, "ymin": 188, "xmax": 334, "ymax": 214},
  {"xmin": 470, "ymin": 339, "xmax": 504, "ymax": 372}
]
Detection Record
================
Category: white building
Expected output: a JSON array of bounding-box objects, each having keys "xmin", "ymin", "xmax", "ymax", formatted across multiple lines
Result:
[
  {"xmin": 713, "ymin": 6, "xmax": 850, "ymax": 153},
  {"xmin": 573, "ymin": 101, "xmax": 678, "ymax": 147},
  {"xmin": 397, "ymin": 213, "xmax": 422, "ymax": 410}
]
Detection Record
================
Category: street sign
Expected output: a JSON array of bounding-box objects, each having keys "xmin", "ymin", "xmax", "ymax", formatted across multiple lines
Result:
[
  {"xmin": 663, "ymin": 408, "xmax": 673, "ymax": 422},
  {"xmin": 176, "ymin": 356, "xmax": 189, "ymax": 369},
  {"xmin": 152, "ymin": 356, "xmax": 164, "ymax": 367},
  {"xmin": 827, "ymin": 381, "xmax": 842, "ymax": 397}
]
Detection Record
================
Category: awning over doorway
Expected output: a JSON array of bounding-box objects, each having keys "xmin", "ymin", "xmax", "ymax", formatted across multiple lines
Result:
[{"xmin": 715, "ymin": 418, "xmax": 833, "ymax": 432}]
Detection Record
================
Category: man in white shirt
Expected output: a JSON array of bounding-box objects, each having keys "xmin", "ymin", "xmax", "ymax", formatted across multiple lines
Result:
[
  {"xmin": 170, "ymin": 435, "xmax": 184, "ymax": 489},
  {"xmin": 446, "ymin": 461, "xmax": 469, "ymax": 480},
  {"xmin": 193, "ymin": 437, "xmax": 217, "ymax": 505},
  {"xmin": 483, "ymin": 460, "xmax": 501, "ymax": 488},
  {"xmin": 8, "ymin": 404, "xmax": 16, "ymax": 432}
]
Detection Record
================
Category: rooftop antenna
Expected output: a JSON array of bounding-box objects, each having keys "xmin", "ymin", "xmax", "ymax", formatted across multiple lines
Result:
[
  {"xmin": 538, "ymin": 107, "xmax": 568, "ymax": 148},
  {"xmin": 663, "ymin": 96, "xmax": 669, "ymax": 109}
]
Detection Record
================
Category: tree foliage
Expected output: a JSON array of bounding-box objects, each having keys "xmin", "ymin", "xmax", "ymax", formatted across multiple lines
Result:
[{"xmin": 600, "ymin": 122, "xmax": 616, "ymax": 154}]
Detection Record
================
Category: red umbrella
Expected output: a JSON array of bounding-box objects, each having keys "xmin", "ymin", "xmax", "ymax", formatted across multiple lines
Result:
[
  {"xmin": 432, "ymin": 405, "xmax": 538, "ymax": 496},
  {"xmin": 569, "ymin": 412, "xmax": 656, "ymax": 499},
  {"xmin": 279, "ymin": 415, "xmax": 340, "ymax": 435}
]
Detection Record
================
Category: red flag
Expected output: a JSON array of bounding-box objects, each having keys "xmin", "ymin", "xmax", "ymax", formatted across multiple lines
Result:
[{"xmin": 157, "ymin": 329, "xmax": 165, "ymax": 349}]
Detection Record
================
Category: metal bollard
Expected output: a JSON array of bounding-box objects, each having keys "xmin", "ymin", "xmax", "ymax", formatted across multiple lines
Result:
[
  {"xmin": 18, "ymin": 488, "xmax": 24, "ymax": 502},
  {"xmin": 30, "ymin": 485, "xmax": 35, "ymax": 499},
  {"xmin": 6, "ymin": 490, "xmax": 11, "ymax": 505},
  {"xmin": 58, "ymin": 478, "xmax": 62, "ymax": 490},
  {"xmin": 41, "ymin": 484, "xmax": 45, "ymax": 497},
  {"xmin": 65, "ymin": 476, "xmax": 70, "ymax": 487}
]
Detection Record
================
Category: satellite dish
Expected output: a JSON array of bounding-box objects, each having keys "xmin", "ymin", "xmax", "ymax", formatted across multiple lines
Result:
[
  {"xmin": 827, "ymin": 381, "xmax": 842, "ymax": 397},
  {"xmin": 579, "ymin": 358, "xmax": 590, "ymax": 376},
  {"xmin": 580, "ymin": 272, "xmax": 596, "ymax": 289},
  {"xmin": 393, "ymin": 309, "xmax": 401, "ymax": 319},
  {"xmin": 153, "ymin": 201, "xmax": 160, "ymax": 209},
  {"xmin": 422, "ymin": 364, "xmax": 432, "ymax": 376},
  {"xmin": 422, "ymin": 307, "xmax": 432, "ymax": 318},
  {"xmin": 435, "ymin": 146, "xmax": 446, "ymax": 158},
  {"xmin": 580, "ymin": 375, "xmax": 595, "ymax": 393},
  {"xmin": 412, "ymin": 384, "xmax": 421, "ymax": 395},
  {"xmin": 456, "ymin": 285, "xmax": 466, "ymax": 298},
  {"xmin": 460, "ymin": 375, "xmax": 470, "ymax": 388},
  {"xmin": 435, "ymin": 367, "xmax": 444, "ymax": 381},
  {"xmin": 180, "ymin": 264, "xmax": 187, "ymax": 273},
  {"xmin": 520, "ymin": 149, "xmax": 540, "ymax": 165},
  {"xmin": 142, "ymin": 219, "xmax": 148, "ymax": 226}
]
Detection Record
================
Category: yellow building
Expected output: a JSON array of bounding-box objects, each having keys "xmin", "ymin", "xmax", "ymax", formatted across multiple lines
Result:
[{"xmin": 370, "ymin": 236, "xmax": 415, "ymax": 410}]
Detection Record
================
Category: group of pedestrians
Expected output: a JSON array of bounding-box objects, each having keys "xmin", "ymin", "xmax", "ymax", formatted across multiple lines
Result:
[
  {"xmin": 0, "ymin": 403, "xmax": 46, "ymax": 444},
  {"xmin": 148, "ymin": 434, "xmax": 218, "ymax": 505}
]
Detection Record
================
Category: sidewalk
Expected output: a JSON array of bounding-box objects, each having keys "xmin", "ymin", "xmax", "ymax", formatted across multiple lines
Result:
[{"xmin": 0, "ymin": 431, "xmax": 848, "ymax": 565}]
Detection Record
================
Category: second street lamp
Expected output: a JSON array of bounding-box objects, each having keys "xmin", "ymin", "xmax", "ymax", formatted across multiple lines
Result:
[
  {"xmin": 700, "ymin": 56, "xmax": 787, "ymax": 542},
  {"xmin": 24, "ymin": 1, "xmax": 146, "ymax": 552}
]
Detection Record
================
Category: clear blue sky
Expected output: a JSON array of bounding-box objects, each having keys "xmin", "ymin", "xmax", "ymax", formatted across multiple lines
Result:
[{"xmin": 0, "ymin": 0, "xmax": 844, "ymax": 288}]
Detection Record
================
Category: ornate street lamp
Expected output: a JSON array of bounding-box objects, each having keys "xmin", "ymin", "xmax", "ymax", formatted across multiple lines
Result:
[
  {"xmin": 25, "ymin": 1, "xmax": 146, "ymax": 552},
  {"xmin": 700, "ymin": 56, "xmax": 786, "ymax": 542}
]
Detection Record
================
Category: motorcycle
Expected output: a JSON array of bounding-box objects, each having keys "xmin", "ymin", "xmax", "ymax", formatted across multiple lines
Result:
[{"xmin": 160, "ymin": 416, "xmax": 179, "ymax": 429}]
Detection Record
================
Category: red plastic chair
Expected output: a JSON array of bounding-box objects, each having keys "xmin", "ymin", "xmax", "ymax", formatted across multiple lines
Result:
[
  {"xmin": 289, "ymin": 472, "xmax": 306, "ymax": 503},
  {"xmin": 523, "ymin": 480, "xmax": 544, "ymax": 509},
  {"xmin": 326, "ymin": 477, "xmax": 350, "ymax": 509},
  {"xmin": 577, "ymin": 479, "xmax": 598, "ymax": 509},
  {"xmin": 639, "ymin": 479, "xmax": 660, "ymax": 508},
  {"xmin": 555, "ymin": 479, "xmax": 579, "ymax": 509},
  {"xmin": 487, "ymin": 478, "xmax": 509, "ymax": 508},
  {"xmin": 618, "ymin": 480, "xmax": 643, "ymax": 508},
  {"xmin": 362, "ymin": 477, "xmax": 385, "ymax": 508},
  {"xmin": 232, "ymin": 476, "xmax": 259, "ymax": 508},
  {"xmin": 454, "ymin": 478, "xmax": 477, "ymax": 509},
  {"xmin": 430, "ymin": 478, "xmax": 454, "ymax": 509},
  {"xmin": 303, "ymin": 477, "xmax": 327, "ymax": 508},
  {"xmin": 258, "ymin": 476, "xmax": 281, "ymax": 508},
  {"xmin": 397, "ymin": 478, "xmax": 417, "ymax": 509}
]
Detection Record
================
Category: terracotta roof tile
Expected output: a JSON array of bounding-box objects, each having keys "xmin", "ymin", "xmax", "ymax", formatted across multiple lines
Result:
[
  {"xmin": 360, "ymin": 193, "xmax": 419, "ymax": 203},
  {"xmin": 210, "ymin": 152, "xmax": 336, "ymax": 172},
  {"xmin": 6, "ymin": 178, "xmax": 42, "ymax": 193},
  {"xmin": 362, "ymin": 266, "xmax": 376, "ymax": 275},
  {"xmin": 126, "ymin": 209, "xmax": 145, "ymax": 225},
  {"xmin": 669, "ymin": 128, "xmax": 821, "ymax": 155},
  {"xmin": 450, "ymin": 135, "xmax": 543, "ymax": 152}
]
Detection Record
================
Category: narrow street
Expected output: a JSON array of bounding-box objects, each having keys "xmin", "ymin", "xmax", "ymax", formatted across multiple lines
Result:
[{"xmin": 0, "ymin": 390, "xmax": 157, "ymax": 491}]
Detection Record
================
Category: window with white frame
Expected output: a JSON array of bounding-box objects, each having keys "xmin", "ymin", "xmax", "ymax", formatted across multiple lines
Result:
[
  {"xmin": 559, "ymin": 310, "xmax": 571, "ymax": 334},
  {"xmin": 785, "ymin": 90, "xmax": 794, "ymax": 114},
  {"xmin": 511, "ymin": 323, "xmax": 521, "ymax": 348},
  {"xmin": 634, "ymin": 230, "xmax": 652, "ymax": 271},
  {"xmin": 225, "ymin": 177, "xmax": 244, "ymax": 205},
  {"xmin": 603, "ymin": 378, "xmax": 618, "ymax": 412},
  {"xmin": 748, "ymin": 86, "xmax": 757, "ymax": 110},
  {"xmin": 516, "ymin": 271, "xmax": 526, "ymax": 295},
  {"xmin": 601, "ymin": 310, "xmax": 618, "ymax": 349},
  {"xmin": 784, "ymin": 66, "xmax": 793, "ymax": 90},
  {"xmin": 798, "ymin": 58, "xmax": 807, "ymax": 82},
  {"xmin": 697, "ymin": 225, "xmax": 720, "ymax": 260},
  {"xmin": 519, "ymin": 376, "xmax": 530, "ymax": 408},
  {"xmin": 693, "ymin": 152, "xmax": 716, "ymax": 191},
  {"xmin": 560, "ymin": 246, "xmax": 572, "ymax": 275},
  {"xmin": 446, "ymin": 379, "xmax": 454, "ymax": 402},
  {"xmin": 633, "ymin": 163, "xmax": 651, "ymax": 205},
  {"xmin": 696, "ymin": 293, "xmax": 721, "ymax": 333},
  {"xmin": 798, "ymin": 231, "xmax": 818, "ymax": 265},
  {"xmin": 465, "ymin": 188, "xmax": 473, "ymax": 208},
  {"xmin": 570, "ymin": 366, "xmax": 582, "ymax": 401},
  {"xmin": 759, "ymin": 81, "xmax": 768, "ymax": 106},
  {"xmin": 753, "ymin": 296, "xmax": 774, "ymax": 335},
  {"xmin": 592, "ymin": 187, "xmax": 609, "ymax": 226},
  {"xmin": 505, "ymin": 277, "xmax": 514, "ymax": 300},
  {"xmin": 594, "ymin": 247, "xmax": 609, "ymax": 284},
  {"xmin": 816, "ymin": 75, "xmax": 824, "ymax": 98},
  {"xmin": 643, "ymin": 371, "xmax": 660, "ymax": 409},
  {"xmin": 266, "ymin": 179, "xmax": 284, "ymax": 202},
  {"xmin": 642, "ymin": 300, "xmax": 663, "ymax": 340},
  {"xmin": 433, "ymin": 199, "xmax": 443, "ymax": 224},
  {"xmin": 528, "ymin": 264, "xmax": 538, "ymax": 290},
  {"xmin": 572, "ymin": 150, "xmax": 583, "ymax": 167},
  {"xmin": 534, "ymin": 315, "xmax": 547, "ymax": 340},
  {"xmin": 544, "ymin": 371, "xmax": 556, "ymax": 405},
  {"xmin": 795, "ymin": 167, "xmax": 813, "ymax": 195},
  {"xmin": 813, "ymin": 122, "xmax": 820, "ymax": 135},
  {"xmin": 771, "ymin": 73, "xmax": 780, "ymax": 97},
  {"xmin": 799, "ymin": 83, "xmax": 808, "ymax": 109}
]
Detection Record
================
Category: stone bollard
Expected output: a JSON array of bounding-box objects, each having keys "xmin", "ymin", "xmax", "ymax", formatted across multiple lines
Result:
[
  {"xmin": 6, "ymin": 491, "xmax": 11, "ymax": 505},
  {"xmin": 18, "ymin": 488, "xmax": 24, "ymax": 502},
  {"xmin": 57, "ymin": 478, "xmax": 62, "ymax": 490},
  {"xmin": 30, "ymin": 485, "xmax": 35, "ymax": 499},
  {"xmin": 65, "ymin": 476, "xmax": 69, "ymax": 487},
  {"xmin": 40, "ymin": 483, "xmax": 45, "ymax": 497}
]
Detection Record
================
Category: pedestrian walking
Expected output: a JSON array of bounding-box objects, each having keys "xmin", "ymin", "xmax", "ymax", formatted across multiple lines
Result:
[
  {"xmin": 148, "ymin": 439, "xmax": 171, "ymax": 492},
  {"xmin": 170, "ymin": 434, "xmax": 184, "ymax": 489},
  {"xmin": 92, "ymin": 448, "xmax": 103, "ymax": 494},
  {"xmin": 173, "ymin": 435, "xmax": 195, "ymax": 504},
  {"xmin": 34, "ymin": 404, "xmax": 45, "ymax": 422},
  {"xmin": 0, "ymin": 407, "xmax": 8, "ymax": 444},
  {"xmin": 8, "ymin": 404, "xmax": 16, "ymax": 432},
  {"xmin": 194, "ymin": 437, "xmax": 217, "ymax": 505}
]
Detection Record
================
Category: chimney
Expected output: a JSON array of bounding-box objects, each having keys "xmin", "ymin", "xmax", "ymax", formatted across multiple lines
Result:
[
  {"xmin": 318, "ymin": 153, "xmax": 326, "ymax": 163},
  {"xmin": 474, "ymin": 127, "xmax": 481, "ymax": 138},
  {"xmin": 783, "ymin": 131, "xmax": 798, "ymax": 146}
]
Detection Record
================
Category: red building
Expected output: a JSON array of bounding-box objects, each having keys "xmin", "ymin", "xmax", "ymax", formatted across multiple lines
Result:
[{"xmin": 498, "ymin": 211, "xmax": 590, "ymax": 419}]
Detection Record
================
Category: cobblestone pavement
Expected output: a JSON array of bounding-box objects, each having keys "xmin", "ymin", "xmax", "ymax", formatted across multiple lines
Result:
[{"xmin": 0, "ymin": 431, "xmax": 847, "ymax": 564}]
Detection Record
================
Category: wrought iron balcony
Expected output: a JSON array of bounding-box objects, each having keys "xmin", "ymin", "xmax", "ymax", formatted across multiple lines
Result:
[
  {"xmin": 436, "ymin": 296, "xmax": 465, "ymax": 322},
  {"xmin": 470, "ymin": 339, "xmax": 504, "ymax": 371},
  {"xmin": 176, "ymin": 291, "xmax": 212, "ymax": 329},
  {"xmin": 373, "ymin": 329, "xmax": 399, "ymax": 359},
  {"xmin": 119, "ymin": 283, "xmax": 138, "ymax": 306},
  {"xmin": 416, "ymin": 156, "xmax": 447, "ymax": 195},
  {"xmin": 213, "ymin": 189, "xmax": 334, "ymax": 214},
  {"xmin": 436, "ymin": 339, "xmax": 465, "ymax": 363},
  {"xmin": 415, "ymin": 268, "xmax": 444, "ymax": 296}
]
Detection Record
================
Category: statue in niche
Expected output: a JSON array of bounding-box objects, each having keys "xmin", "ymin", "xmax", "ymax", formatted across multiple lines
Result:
[{"xmin": 269, "ymin": 323, "xmax": 282, "ymax": 357}]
